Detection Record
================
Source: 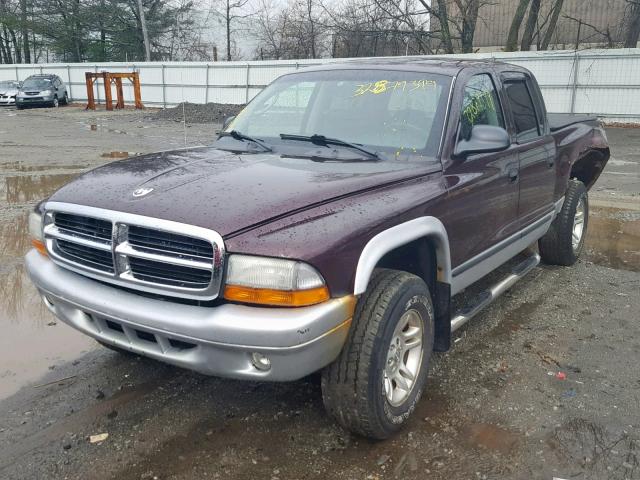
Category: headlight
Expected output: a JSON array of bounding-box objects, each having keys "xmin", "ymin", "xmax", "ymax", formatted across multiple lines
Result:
[
  {"xmin": 223, "ymin": 254, "xmax": 329, "ymax": 307},
  {"xmin": 28, "ymin": 210, "xmax": 47, "ymax": 256}
]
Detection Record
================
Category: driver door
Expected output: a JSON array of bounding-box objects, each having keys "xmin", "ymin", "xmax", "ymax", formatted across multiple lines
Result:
[{"xmin": 441, "ymin": 73, "xmax": 520, "ymax": 272}]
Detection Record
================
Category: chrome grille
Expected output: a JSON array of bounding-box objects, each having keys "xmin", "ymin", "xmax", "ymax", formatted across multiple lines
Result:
[
  {"xmin": 127, "ymin": 225, "xmax": 214, "ymax": 260},
  {"xmin": 55, "ymin": 212, "xmax": 113, "ymax": 241},
  {"xmin": 43, "ymin": 202, "xmax": 224, "ymax": 300},
  {"xmin": 57, "ymin": 239, "xmax": 115, "ymax": 272}
]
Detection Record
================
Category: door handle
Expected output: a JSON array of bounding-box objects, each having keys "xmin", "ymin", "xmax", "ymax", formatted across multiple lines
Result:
[
  {"xmin": 508, "ymin": 167, "xmax": 519, "ymax": 182},
  {"xmin": 547, "ymin": 158, "xmax": 555, "ymax": 168}
]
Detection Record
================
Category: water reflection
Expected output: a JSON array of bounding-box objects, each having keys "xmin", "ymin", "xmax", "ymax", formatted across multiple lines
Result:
[
  {"xmin": 0, "ymin": 171, "xmax": 94, "ymax": 399},
  {"xmin": 4, "ymin": 173, "xmax": 77, "ymax": 204},
  {"xmin": 586, "ymin": 210, "xmax": 640, "ymax": 272}
]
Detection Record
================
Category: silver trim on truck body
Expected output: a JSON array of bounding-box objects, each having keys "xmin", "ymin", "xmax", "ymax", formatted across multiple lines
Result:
[
  {"xmin": 450, "ymin": 209, "xmax": 555, "ymax": 295},
  {"xmin": 43, "ymin": 201, "xmax": 225, "ymax": 301},
  {"xmin": 25, "ymin": 250, "xmax": 355, "ymax": 381},
  {"xmin": 353, "ymin": 216, "xmax": 452, "ymax": 295}
]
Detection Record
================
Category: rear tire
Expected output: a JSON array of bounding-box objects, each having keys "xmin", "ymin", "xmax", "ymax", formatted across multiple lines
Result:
[
  {"xmin": 61, "ymin": 93, "xmax": 69, "ymax": 105},
  {"xmin": 539, "ymin": 179, "xmax": 588, "ymax": 266},
  {"xmin": 321, "ymin": 269, "xmax": 434, "ymax": 439}
]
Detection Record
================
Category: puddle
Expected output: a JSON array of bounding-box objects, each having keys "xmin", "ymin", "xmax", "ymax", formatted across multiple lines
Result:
[
  {"xmin": 585, "ymin": 210, "xmax": 640, "ymax": 272},
  {"xmin": 3, "ymin": 173, "xmax": 78, "ymax": 204},
  {"xmin": 0, "ymin": 161, "xmax": 88, "ymax": 173},
  {"xmin": 101, "ymin": 151, "xmax": 137, "ymax": 158},
  {"xmin": 0, "ymin": 266, "xmax": 95, "ymax": 400},
  {"xmin": 0, "ymin": 207, "xmax": 93, "ymax": 401},
  {"xmin": 87, "ymin": 124, "xmax": 127, "ymax": 135}
]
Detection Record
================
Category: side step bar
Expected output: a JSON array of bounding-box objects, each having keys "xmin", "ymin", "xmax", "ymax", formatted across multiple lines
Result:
[{"xmin": 450, "ymin": 253, "xmax": 541, "ymax": 333}]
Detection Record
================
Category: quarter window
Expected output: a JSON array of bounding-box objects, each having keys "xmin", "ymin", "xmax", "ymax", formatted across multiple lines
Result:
[
  {"xmin": 460, "ymin": 74, "xmax": 504, "ymax": 141},
  {"xmin": 504, "ymin": 80, "xmax": 540, "ymax": 142}
]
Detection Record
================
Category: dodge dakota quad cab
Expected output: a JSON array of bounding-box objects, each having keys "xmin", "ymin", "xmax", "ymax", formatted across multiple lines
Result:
[{"xmin": 26, "ymin": 59, "xmax": 610, "ymax": 439}]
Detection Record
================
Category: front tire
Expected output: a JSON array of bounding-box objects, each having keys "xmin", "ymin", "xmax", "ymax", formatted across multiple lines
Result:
[
  {"xmin": 539, "ymin": 179, "xmax": 588, "ymax": 266},
  {"xmin": 321, "ymin": 269, "xmax": 434, "ymax": 439},
  {"xmin": 51, "ymin": 96, "xmax": 59, "ymax": 108}
]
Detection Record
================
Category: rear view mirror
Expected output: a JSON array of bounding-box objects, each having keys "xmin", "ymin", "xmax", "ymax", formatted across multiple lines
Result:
[
  {"xmin": 222, "ymin": 115, "xmax": 236, "ymax": 130},
  {"xmin": 455, "ymin": 125, "xmax": 510, "ymax": 158}
]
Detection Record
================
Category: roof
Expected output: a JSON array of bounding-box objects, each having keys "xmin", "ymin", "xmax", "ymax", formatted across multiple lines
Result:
[{"xmin": 300, "ymin": 57, "xmax": 527, "ymax": 76}]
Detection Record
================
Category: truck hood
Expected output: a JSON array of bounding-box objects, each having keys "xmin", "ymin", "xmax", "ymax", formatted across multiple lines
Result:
[{"xmin": 48, "ymin": 146, "xmax": 440, "ymax": 237}]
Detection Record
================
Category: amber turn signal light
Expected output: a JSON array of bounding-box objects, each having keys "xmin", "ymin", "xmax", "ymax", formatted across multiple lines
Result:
[
  {"xmin": 224, "ymin": 285, "xmax": 330, "ymax": 307},
  {"xmin": 31, "ymin": 239, "xmax": 48, "ymax": 257}
]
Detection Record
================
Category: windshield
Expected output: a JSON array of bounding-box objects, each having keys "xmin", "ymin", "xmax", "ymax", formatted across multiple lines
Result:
[
  {"xmin": 226, "ymin": 69, "xmax": 451, "ymax": 158},
  {"xmin": 0, "ymin": 81, "xmax": 18, "ymax": 89},
  {"xmin": 22, "ymin": 78, "xmax": 52, "ymax": 90}
]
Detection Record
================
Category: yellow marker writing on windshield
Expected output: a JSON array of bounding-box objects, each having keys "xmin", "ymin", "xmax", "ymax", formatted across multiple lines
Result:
[{"xmin": 354, "ymin": 79, "xmax": 436, "ymax": 97}]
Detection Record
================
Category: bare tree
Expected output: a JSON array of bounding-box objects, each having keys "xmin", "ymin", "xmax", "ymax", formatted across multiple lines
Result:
[
  {"xmin": 19, "ymin": 0, "xmax": 29, "ymax": 61},
  {"xmin": 434, "ymin": 0, "xmax": 453, "ymax": 53},
  {"xmin": 520, "ymin": 0, "xmax": 540, "ymax": 50},
  {"xmin": 136, "ymin": 0, "xmax": 151, "ymax": 60},
  {"xmin": 220, "ymin": 0, "xmax": 251, "ymax": 60},
  {"xmin": 539, "ymin": 0, "xmax": 564, "ymax": 50},
  {"xmin": 624, "ymin": 0, "xmax": 640, "ymax": 47},
  {"xmin": 505, "ymin": 0, "xmax": 529, "ymax": 51}
]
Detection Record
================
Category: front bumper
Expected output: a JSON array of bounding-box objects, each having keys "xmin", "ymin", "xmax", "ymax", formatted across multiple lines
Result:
[
  {"xmin": 25, "ymin": 250, "xmax": 355, "ymax": 381},
  {"xmin": 16, "ymin": 95, "xmax": 53, "ymax": 106},
  {"xmin": 0, "ymin": 97, "xmax": 15, "ymax": 105}
]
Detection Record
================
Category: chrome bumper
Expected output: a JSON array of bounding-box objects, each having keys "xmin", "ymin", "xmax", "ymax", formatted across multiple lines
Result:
[{"xmin": 25, "ymin": 250, "xmax": 355, "ymax": 381}]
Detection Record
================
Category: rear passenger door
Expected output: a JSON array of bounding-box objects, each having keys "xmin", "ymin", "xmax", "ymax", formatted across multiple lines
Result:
[{"xmin": 501, "ymin": 72, "xmax": 556, "ymax": 227}]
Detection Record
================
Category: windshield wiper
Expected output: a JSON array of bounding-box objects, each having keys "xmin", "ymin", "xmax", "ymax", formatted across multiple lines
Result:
[
  {"xmin": 218, "ymin": 130, "xmax": 272, "ymax": 152},
  {"xmin": 279, "ymin": 134, "xmax": 380, "ymax": 160}
]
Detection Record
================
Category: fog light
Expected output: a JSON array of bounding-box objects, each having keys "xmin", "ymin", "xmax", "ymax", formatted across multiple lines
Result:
[{"xmin": 251, "ymin": 352, "xmax": 271, "ymax": 371}]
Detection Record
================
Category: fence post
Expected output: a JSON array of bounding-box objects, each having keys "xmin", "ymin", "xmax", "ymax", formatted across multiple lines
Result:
[
  {"xmin": 570, "ymin": 53, "xmax": 580, "ymax": 114},
  {"xmin": 161, "ymin": 64, "xmax": 166, "ymax": 108},
  {"xmin": 15, "ymin": 65, "xmax": 19, "ymax": 81},
  {"xmin": 205, "ymin": 64, "xmax": 210, "ymax": 104},
  {"xmin": 245, "ymin": 63, "xmax": 250, "ymax": 103},
  {"xmin": 67, "ymin": 64, "xmax": 72, "ymax": 101}
]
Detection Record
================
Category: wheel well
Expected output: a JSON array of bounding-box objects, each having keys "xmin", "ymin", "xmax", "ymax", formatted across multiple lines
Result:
[
  {"xmin": 375, "ymin": 237, "xmax": 437, "ymax": 292},
  {"xmin": 571, "ymin": 148, "xmax": 609, "ymax": 190},
  {"xmin": 374, "ymin": 237, "xmax": 451, "ymax": 352}
]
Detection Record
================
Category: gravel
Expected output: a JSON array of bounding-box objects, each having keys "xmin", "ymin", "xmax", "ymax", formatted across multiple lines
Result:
[{"xmin": 150, "ymin": 102, "xmax": 245, "ymax": 124}]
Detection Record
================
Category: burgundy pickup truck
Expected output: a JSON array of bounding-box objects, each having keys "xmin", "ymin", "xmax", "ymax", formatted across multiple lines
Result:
[{"xmin": 26, "ymin": 59, "xmax": 609, "ymax": 439}]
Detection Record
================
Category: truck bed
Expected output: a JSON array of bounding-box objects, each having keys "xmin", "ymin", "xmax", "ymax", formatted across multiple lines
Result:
[{"xmin": 548, "ymin": 113, "xmax": 599, "ymax": 132}]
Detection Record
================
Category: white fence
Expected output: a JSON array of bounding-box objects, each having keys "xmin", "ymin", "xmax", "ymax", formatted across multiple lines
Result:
[{"xmin": 1, "ymin": 48, "xmax": 639, "ymax": 123}]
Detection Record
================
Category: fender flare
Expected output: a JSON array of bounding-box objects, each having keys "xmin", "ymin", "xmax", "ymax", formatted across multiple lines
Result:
[{"xmin": 353, "ymin": 216, "xmax": 452, "ymax": 295}]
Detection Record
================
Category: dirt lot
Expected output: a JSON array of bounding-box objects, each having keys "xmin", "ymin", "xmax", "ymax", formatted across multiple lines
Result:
[{"xmin": 0, "ymin": 105, "xmax": 638, "ymax": 480}]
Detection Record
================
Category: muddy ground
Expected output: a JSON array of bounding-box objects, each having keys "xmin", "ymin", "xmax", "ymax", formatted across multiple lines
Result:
[{"xmin": 0, "ymin": 106, "xmax": 638, "ymax": 480}]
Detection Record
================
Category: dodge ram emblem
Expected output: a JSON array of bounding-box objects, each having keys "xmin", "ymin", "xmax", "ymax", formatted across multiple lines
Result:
[{"xmin": 132, "ymin": 187, "xmax": 154, "ymax": 197}]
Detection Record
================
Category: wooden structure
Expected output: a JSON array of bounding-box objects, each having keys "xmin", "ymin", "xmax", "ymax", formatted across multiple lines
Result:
[{"xmin": 85, "ymin": 72, "xmax": 143, "ymax": 110}]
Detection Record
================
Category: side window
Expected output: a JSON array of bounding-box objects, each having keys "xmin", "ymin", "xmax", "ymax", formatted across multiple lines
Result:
[
  {"xmin": 504, "ymin": 80, "xmax": 540, "ymax": 142},
  {"xmin": 460, "ymin": 74, "xmax": 504, "ymax": 140}
]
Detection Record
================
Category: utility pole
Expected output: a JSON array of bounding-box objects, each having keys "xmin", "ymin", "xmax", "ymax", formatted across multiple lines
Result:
[{"xmin": 137, "ymin": 0, "xmax": 151, "ymax": 61}]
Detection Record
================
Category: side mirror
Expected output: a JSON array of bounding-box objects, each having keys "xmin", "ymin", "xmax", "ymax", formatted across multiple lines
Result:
[
  {"xmin": 222, "ymin": 115, "xmax": 236, "ymax": 130},
  {"xmin": 454, "ymin": 125, "xmax": 510, "ymax": 158}
]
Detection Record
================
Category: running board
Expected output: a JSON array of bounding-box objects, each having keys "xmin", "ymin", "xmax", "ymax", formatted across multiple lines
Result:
[{"xmin": 450, "ymin": 253, "xmax": 541, "ymax": 333}]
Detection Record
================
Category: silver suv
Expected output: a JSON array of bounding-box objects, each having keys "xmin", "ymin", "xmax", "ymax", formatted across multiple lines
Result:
[
  {"xmin": 0, "ymin": 80, "xmax": 20, "ymax": 106},
  {"xmin": 16, "ymin": 74, "xmax": 68, "ymax": 109}
]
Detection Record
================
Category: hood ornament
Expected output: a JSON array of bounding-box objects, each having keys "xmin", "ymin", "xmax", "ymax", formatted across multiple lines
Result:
[{"xmin": 132, "ymin": 187, "xmax": 154, "ymax": 198}]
